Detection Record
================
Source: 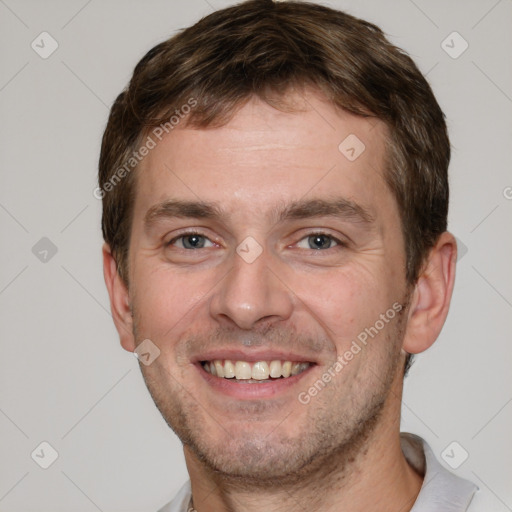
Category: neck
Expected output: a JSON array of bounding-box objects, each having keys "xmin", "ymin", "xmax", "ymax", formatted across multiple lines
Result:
[{"xmin": 184, "ymin": 375, "xmax": 423, "ymax": 512}]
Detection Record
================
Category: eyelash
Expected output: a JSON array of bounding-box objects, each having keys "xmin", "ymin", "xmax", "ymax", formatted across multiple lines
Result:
[
  {"xmin": 296, "ymin": 232, "xmax": 347, "ymax": 250},
  {"xmin": 166, "ymin": 230, "xmax": 346, "ymax": 250},
  {"xmin": 166, "ymin": 230, "xmax": 214, "ymax": 247}
]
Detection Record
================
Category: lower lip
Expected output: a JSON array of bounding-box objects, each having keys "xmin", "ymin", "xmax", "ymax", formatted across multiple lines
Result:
[{"xmin": 196, "ymin": 363, "xmax": 314, "ymax": 399}]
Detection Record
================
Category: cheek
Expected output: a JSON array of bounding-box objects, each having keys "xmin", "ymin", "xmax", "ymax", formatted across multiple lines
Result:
[
  {"xmin": 131, "ymin": 262, "xmax": 211, "ymax": 342},
  {"xmin": 291, "ymin": 265, "xmax": 390, "ymax": 344}
]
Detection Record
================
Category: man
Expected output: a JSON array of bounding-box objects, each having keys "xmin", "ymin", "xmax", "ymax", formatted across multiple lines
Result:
[{"xmin": 99, "ymin": 1, "xmax": 480, "ymax": 510}]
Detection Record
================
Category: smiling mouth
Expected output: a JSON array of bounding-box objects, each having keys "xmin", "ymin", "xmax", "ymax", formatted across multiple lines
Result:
[{"xmin": 201, "ymin": 360, "xmax": 312, "ymax": 382}]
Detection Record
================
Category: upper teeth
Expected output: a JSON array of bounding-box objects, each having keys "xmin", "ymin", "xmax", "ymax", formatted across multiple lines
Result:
[{"xmin": 203, "ymin": 360, "xmax": 311, "ymax": 380}]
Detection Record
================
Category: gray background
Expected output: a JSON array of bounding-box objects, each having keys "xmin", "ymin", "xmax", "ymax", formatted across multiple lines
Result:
[{"xmin": 0, "ymin": 0, "xmax": 511, "ymax": 510}]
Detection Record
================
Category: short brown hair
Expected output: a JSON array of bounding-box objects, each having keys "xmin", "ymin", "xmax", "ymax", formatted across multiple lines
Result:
[{"xmin": 99, "ymin": 0, "xmax": 450, "ymax": 289}]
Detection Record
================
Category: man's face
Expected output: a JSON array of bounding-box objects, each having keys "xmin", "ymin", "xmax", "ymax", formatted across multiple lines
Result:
[{"xmin": 126, "ymin": 90, "xmax": 409, "ymax": 481}]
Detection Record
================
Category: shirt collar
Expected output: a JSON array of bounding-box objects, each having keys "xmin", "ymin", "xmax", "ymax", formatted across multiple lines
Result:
[{"xmin": 401, "ymin": 433, "xmax": 478, "ymax": 512}]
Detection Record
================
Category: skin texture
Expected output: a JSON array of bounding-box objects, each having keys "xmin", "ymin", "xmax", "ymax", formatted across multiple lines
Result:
[{"xmin": 103, "ymin": 89, "xmax": 457, "ymax": 512}]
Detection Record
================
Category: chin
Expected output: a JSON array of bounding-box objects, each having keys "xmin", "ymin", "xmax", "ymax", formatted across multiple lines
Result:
[{"xmin": 189, "ymin": 434, "xmax": 318, "ymax": 484}]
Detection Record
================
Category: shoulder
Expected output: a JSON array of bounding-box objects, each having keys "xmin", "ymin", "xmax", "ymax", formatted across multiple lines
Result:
[{"xmin": 466, "ymin": 487, "xmax": 506, "ymax": 512}]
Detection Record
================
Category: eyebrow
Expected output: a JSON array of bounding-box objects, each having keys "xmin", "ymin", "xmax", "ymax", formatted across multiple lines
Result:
[
  {"xmin": 143, "ymin": 197, "xmax": 375, "ymax": 231},
  {"xmin": 274, "ymin": 198, "xmax": 374, "ymax": 224},
  {"xmin": 144, "ymin": 200, "xmax": 223, "ymax": 230}
]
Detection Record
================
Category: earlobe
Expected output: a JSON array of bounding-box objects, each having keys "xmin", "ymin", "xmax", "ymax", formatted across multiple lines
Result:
[
  {"xmin": 402, "ymin": 232, "xmax": 457, "ymax": 355},
  {"xmin": 102, "ymin": 243, "xmax": 136, "ymax": 352}
]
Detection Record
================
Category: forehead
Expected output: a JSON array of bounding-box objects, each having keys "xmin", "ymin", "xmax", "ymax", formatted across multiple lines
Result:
[{"xmin": 134, "ymin": 90, "xmax": 392, "ymax": 223}]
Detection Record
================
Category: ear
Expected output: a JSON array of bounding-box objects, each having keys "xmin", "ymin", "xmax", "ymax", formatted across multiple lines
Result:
[
  {"xmin": 102, "ymin": 243, "xmax": 136, "ymax": 352},
  {"xmin": 402, "ymin": 232, "xmax": 457, "ymax": 354}
]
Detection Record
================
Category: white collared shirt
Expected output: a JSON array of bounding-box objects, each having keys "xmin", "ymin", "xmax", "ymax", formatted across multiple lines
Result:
[{"xmin": 157, "ymin": 433, "xmax": 481, "ymax": 511}]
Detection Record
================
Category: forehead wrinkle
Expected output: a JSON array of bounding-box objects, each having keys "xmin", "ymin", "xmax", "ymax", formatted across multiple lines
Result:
[{"xmin": 218, "ymin": 143, "xmax": 306, "ymax": 152}]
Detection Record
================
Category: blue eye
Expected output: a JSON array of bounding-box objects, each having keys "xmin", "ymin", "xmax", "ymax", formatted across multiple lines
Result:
[
  {"xmin": 297, "ymin": 234, "xmax": 340, "ymax": 250},
  {"xmin": 168, "ymin": 233, "xmax": 214, "ymax": 249}
]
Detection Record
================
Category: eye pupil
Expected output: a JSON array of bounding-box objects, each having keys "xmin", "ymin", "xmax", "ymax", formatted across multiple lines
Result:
[
  {"xmin": 184, "ymin": 234, "xmax": 205, "ymax": 249},
  {"xmin": 309, "ymin": 234, "xmax": 331, "ymax": 250}
]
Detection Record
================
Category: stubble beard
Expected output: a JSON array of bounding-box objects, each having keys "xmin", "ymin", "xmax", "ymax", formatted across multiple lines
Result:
[{"xmin": 133, "ymin": 304, "xmax": 407, "ymax": 489}]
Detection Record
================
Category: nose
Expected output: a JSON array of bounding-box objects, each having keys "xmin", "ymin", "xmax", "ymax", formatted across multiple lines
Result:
[{"xmin": 209, "ymin": 245, "xmax": 294, "ymax": 330}]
